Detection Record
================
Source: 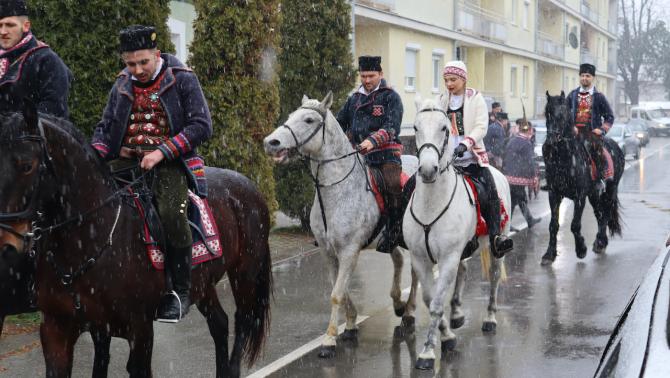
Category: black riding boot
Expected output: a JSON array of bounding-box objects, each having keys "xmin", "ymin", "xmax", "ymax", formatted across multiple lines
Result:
[
  {"xmin": 519, "ymin": 202, "xmax": 541, "ymax": 228},
  {"xmin": 481, "ymin": 172, "xmax": 513, "ymax": 259},
  {"xmin": 377, "ymin": 205, "xmax": 404, "ymax": 254},
  {"xmin": 156, "ymin": 246, "xmax": 192, "ymax": 323}
]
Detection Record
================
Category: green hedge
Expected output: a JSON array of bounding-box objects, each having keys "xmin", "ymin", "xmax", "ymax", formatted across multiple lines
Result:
[
  {"xmin": 275, "ymin": 0, "xmax": 356, "ymax": 230},
  {"xmin": 27, "ymin": 0, "xmax": 174, "ymax": 136},
  {"xmin": 189, "ymin": 1, "xmax": 280, "ymax": 216}
]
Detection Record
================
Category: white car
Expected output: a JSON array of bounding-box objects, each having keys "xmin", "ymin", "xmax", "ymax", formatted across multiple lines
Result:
[{"xmin": 607, "ymin": 123, "xmax": 641, "ymax": 160}]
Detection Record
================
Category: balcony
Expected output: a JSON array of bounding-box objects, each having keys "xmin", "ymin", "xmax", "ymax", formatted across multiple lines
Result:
[
  {"xmin": 536, "ymin": 94, "xmax": 547, "ymax": 116},
  {"xmin": 356, "ymin": 0, "xmax": 395, "ymax": 12},
  {"xmin": 456, "ymin": 1, "xmax": 507, "ymax": 44},
  {"xmin": 537, "ymin": 31, "xmax": 564, "ymax": 60},
  {"xmin": 580, "ymin": 47, "xmax": 594, "ymax": 64},
  {"xmin": 581, "ymin": 1, "xmax": 600, "ymax": 25}
]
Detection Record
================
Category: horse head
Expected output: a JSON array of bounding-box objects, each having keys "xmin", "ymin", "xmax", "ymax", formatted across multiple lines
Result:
[
  {"xmin": 264, "ymin": 91, "xmax": 341, "ymax": 163},
  {"xmin": 545, "ymin": 90, "xmax": 573, "ymax": 141},
  {"xmin": 413, "ymin": 95, "xmax": 450, "ymax": 183}
]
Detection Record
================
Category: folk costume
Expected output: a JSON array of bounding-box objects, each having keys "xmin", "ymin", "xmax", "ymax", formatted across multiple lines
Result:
[
  {"xmin": 567, "ymin": 63, "xmax": 614, "ymax": 191},
  {"xmin": 440, "ymin": 60, "xmax": 513, "ymax": 258},
  {"xmin": 0, "ymin": 0, "xmax": 72, "ymax": 118},
  {"xmin": 502, "ymin": 121, "xmax": 541, "ymax": 230},
  {"xmin": 484, "ymin": 112, "xmax": 508, "ymax": 169},
  {"xmin": 91, "ymin": 25, "xmax": 212, "ymax": 323},
  {"xmin": 336, "ymin": 55, "xmax": 404, "ymax": 253}
]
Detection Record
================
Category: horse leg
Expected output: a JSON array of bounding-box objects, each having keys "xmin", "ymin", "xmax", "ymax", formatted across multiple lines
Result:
[
  {"xmin": 318, "ymin": 247, "xmax": 361, "ymax": 358},
  {"xmin": 404, "ymin": 266, "xmax": 418, "ymax": 327},
  {"xmin": 542, "ymin": 192, "xmax": 562, "ymax": 265},
  {"xmin": 90, "ymin": 328, "xmax": 112, "ymax": 378},
  {"xmin": 389, "ymin": 248, "xmax": 406, "ymax": 317},
  {"xmin": 40, "ymin": 314, "xmax": 79, "ymax": 378},
  {"xmin": 196, "ymin": 286, "xmax": 232, "ymax": 378},
  {"xmin": 483, "ymin": 249, "xmax": 502, "ymax": 332},
  {"xmin": 571, "ymin": 197, "xmax": 588, "ymax": 259},
  {"xmin": 125, "ymin": 324, "xmax": 154, "ymax": 378},
  {"xmin": 589, "ymin": 192, "xmax": 609, "ymax": 254},
  {"xmin": 449, "ymin": 260, "xmax": 467, "ymax": 329},
  {"xmin": 340, "ymin": 293, "xmax": 358, "ymax": 341}
]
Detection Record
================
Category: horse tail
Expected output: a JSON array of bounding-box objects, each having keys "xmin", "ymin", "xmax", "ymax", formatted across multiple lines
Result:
[
  {"xmin": 604, "ymin": 138, "xmax": 624, "ymax": 236},
  {"xmin": 226, "ymin": 175, "xmax": 273, "ymax": 367},
  {"xmin": 606, "ymin": 186, "xmax": 623, "ymax": 236}
]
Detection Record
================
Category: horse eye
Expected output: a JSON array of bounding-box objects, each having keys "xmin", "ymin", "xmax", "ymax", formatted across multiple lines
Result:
[
  {"xmin": 305, "ymin": 118, "xmax": 314, "ymax": 124},
  {"xmin": 20, "ymin": 162, "xmax": 35, "ymax": 174},
  {"xmin": 441, "ymin": 126, "xmax": 447, "ymax": 132},
  {"xmin": 413, "ymin": 125, "xmax": 418, "ymax": 132}
]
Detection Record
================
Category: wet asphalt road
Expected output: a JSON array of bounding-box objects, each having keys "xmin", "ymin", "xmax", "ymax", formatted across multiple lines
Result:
[{"xmin": 2, "ymin": 139, "xmax": 670, "ymax": 377}]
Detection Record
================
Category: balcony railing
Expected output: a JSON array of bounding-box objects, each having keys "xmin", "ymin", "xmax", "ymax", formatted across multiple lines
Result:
[
  {"xmin": 456, "ymin": 1, "xmax": 507, "ymax": 43},
  {"xmin": 580, "ymin": 47, "xmax": 594, "ymax": 64},
  {"xmin": 356, "ymin": 0, "xmax": 395, "ymax": 11},
  {"xmin": 581, "ymin": 1, "xmax": 600, "ymax": 25},
  {"xmin": 537, "ymin": 31, "xmax": 564, "ymax": 60}
]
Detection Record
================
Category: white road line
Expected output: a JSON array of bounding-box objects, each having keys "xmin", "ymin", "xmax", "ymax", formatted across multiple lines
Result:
[{"xmin": 246, "ymin": 315, "xmax": 370, "ymax": 378}]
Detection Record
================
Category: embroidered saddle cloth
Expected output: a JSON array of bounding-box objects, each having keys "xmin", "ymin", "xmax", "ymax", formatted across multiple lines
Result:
[
  {"xmin": 131, "ymin": 190, "xmax": 223, "ymax": 270},
  {"xmin": 463, "ymin": 176, "xmax": 509, "ymax": 237}
]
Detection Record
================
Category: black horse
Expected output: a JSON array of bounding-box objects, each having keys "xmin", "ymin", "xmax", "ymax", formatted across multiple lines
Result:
[
  {"xmin": 541, "ymin": 91, "xmax": 624, "ymax": 265},
  {"xmin": 0, "ymin": 105, "xmax": 272, "ymax": 377}
]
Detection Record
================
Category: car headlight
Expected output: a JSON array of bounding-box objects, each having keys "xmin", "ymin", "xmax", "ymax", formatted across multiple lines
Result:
[{"xmin": 636, "ymin": 132, "xmax": 644, "ymax": 138}]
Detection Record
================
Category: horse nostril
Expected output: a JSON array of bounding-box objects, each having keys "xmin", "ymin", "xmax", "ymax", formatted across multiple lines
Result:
[
  {"xmin": 269, "ymin": 139, "xmax": 280, "ymax": 147},
  {"xmin": 433, "ymin": 166, "xmax": 438, "ymax": 172}
]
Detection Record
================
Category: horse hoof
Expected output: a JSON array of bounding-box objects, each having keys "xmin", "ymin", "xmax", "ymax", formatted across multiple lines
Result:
[
  {"xmin": 340, "ymin": 328, "xmax": 358, "ymax": 341},
  {"xmin": 576, "ymin": 247, "xmax": 587, "ymax": 259},
  {"xmin": 441, "ymin": 338, "xmax": 457, "ymax": 351},
  {"xmin": 593, "ymin": 241, "xmax": 607, "ymax": 254},
  {"xmin": 318, "ymin": 345, "xmax": 336, "ymax": 359},
  {"xmin": 481, "ymin": 321, "xmax": 497, "ymax": 333},
  {"xmin": 541, "ymin": 254, "xmax": 555, "ymax": 266},
  {"xmin": 450, "ymin": 316, "xmax": 465, "ymax": 329},
  {"xmin": 415, "ymin": 358, "xmax": 435, "ymax": 370},
  {"xmin": 394, "ymin": 304, "xmax": 406, "ymax": 317}
]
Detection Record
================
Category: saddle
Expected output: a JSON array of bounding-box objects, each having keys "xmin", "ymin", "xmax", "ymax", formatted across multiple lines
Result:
[
  {"xmin": 579, "ymin": 141, "xmax": 614, "ymax": 181},
  {"xmin": 462, "ymin": 175, "xmax": 509, "ymax": 237},
  {"xmin": 130, "ymin": 189, "xmax": 224, "ymax": 270},
  {"xmin": 368, "ymin": 168, "xmax": 412, "ymax": 214}
]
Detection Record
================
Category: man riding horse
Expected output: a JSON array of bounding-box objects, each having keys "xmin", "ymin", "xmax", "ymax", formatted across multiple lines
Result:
[
  {"xmin": 91, "ymin": 25, "xmax": 212, "ymax": 323},
  {"xmin": 568, "ymin": 63, "xmax": 614, "ymax": 193},
  {"xmin": 439, "ymin": 60, "xmax": 513, "ymax": 258},
  {"xmin": 336, "ymin": 55, "xmax": 404, "ymax": 254}
]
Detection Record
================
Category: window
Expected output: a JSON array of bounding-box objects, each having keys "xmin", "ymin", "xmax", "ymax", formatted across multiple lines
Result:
[
  {"xmin": 432, "ymin": 54, "xmax": 443, "ymax": 93},
  {"xmin": 522, "ymin": 2, "xmax": 529, "ymax": 29},
  {"xmin": 522, "ymin": 65, "xmax": 529, "ymax": 96},
  {"xmin": 510, "ymin": 66, "xmax": 518, "ymax": 96},
  {"xmin": 168, "ymin": 18, "xmax": 187, "ymax": 63},
  {"xmin": 511, "ymin": 0, "xmax": 518, "ymax": 25},
  {"xmin": 405, "ymin": 48, "xmax": 418, "ymax": 91}
]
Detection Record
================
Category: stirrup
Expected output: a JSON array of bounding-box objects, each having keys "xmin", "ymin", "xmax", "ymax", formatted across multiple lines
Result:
[{"xmin": 156, "ymin": 290, "xmax": 182, "ymax": 323}]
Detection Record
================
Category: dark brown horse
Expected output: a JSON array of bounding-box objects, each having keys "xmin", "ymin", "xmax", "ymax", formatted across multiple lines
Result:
[{"xmin": 0, "ymin": 106, "xmax": 272, "ymax": 378}]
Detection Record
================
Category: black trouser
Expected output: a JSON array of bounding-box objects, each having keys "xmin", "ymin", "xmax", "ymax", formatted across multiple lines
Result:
[
  {"xmin": 378, "ymin": 162, "xmax": 403, "ymax": 211},
  {"xmin": 462, "ymin": 164, "xmax": 501, "ymax": 237},
  {"xmin": 576, "ymin": 127, "xmax": 606, "ymax": 180}
]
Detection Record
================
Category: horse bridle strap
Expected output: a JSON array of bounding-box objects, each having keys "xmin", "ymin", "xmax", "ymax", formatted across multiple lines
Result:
[
  {"xmin": 408, "ymin": 173, "xmax": 459, "ymax": 264},
  {"xmin": 280, "ymin": 105, "xmax": 328, "ymax": 149},
  {"xmin": 415, "ymin": 107, "xmax": 451, "ymax": 172}
]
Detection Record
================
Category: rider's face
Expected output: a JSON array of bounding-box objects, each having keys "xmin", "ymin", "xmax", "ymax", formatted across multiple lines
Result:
[
  {"xmin": 359, "ymin": 71, "xmax": 382, "ymax": 93},
  {"xmin": 580, "ymin": 73, "xmax": 594, "ymax": 88},
  {"xmin": 122, "ymin": 49, "xmax": 161, "ymax": 83},
  {"xmin": 444, "ymin": 75, "xmax": 465, "ymax": 95},
  {"xmin": 0, "ymin": 16, "xmax": 30, "ymax": 50}
]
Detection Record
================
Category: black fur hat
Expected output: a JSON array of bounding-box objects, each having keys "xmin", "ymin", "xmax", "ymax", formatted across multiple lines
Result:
[
  {"xmin": 119, "ymin": 25, "xmax": 158, "ymax": 53},
  {"xmin": 358, "ymin": 56, "xmax": 382, "ymax": 72},
  {"xmin": 579, "ymin": 63, "xmax": 596, "ymax": 76},
  {"xmin": 0, "ymin": 0, "xmax": 28, "ymax": 18}
]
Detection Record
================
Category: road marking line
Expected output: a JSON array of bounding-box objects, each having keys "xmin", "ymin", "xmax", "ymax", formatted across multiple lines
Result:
[{"xmin": 247, "ymin": 315, "xmax": 370, "ymax": 378}]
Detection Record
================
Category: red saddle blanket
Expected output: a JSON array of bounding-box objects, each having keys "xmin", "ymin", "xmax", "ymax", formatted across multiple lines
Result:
[
  {"xmin": 590, "ymin": 148, "xmax": 614, "ymax": 181},
  {"xmin": 463, "ymin": 176, "xmax": 509, "ymax": 237},
  {"xmin": 131, "ymin": 190, "xmax": 223, "ymax": 270},
  {"xmin": 369, "ymin": 171, "xmax": 410, "ymax": 214}
]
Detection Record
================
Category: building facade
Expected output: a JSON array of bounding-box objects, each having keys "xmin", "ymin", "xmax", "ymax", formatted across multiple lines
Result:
[{"xmin": 353, "ymin": 0, "xmax": 618, "ymax": 132}]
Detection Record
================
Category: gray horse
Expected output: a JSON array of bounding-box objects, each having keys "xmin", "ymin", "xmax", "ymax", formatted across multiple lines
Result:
[{"xmin": 264, "ymin": 92, "xmax": 418, "ymax": 358}]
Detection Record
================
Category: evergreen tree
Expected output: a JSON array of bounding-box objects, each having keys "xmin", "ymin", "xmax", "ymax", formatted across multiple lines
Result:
[
  {"xmin": 188, "ymin": 1, "xmax": 280, "ymax": 215},
  {"xmin": 275, "ymin": 0, "xmax": 355, "ymax": 230},
  {"xmin": 27, "ymin": 0, "xmax": 174, "ymax": 135}
]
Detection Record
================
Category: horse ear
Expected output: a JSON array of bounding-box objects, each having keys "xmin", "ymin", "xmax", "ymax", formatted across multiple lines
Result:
[
  {"xmin": 320, "ymin": 91, "xmax": 334, "ymax": 110},
  {"xmin": 301, "ymin": 95, "xmax": 309, "ymax": 105},
  {"xmin": 546, "ymin": 90, "xmax": 550, "ymax": 99},
  {"xmin": 22, "ymin": 97, "xmax": 39, "ymax": 134},
  {"xmin": 560, "ymin": 90, "xmax": 565, "ymax": 99},
  {"xmin": 414, "ymin": 94, "xmax": 423, "ymax": 111}
]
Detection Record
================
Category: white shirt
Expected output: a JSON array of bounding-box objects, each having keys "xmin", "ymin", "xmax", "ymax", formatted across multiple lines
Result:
[
  {"xmin": 357, "ymin": 81, "xmax": 381, "ymax": 96},
  {"xmin": 579, "ymin": 85, "xmax": 595, "ymax": 95},
  {"xmin": 444, "ymin": 91, "xmax": 477, "ymax": 166}
]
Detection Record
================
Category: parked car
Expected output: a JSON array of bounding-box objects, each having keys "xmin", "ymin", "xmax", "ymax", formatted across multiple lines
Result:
[
  {"xmin": 627, "ymin": 119, "xmax": 650, "ymax": 147},
  {"xmin": 630, "ymin": 102, "xmax": 670, "ymax": 136},
  {"xmin": 529, "ymin": 119, "xmax": 546, "ymax": 180},
  {"xmin": 593, "ymin": 235, "xmax": 670, "ymax": 377},
  {"xmin": 606, "ymin": 123, "xmax": 641, "ymax": 160}
]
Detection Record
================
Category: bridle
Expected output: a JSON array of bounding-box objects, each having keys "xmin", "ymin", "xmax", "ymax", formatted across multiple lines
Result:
[
  {"xmin": 278, "ymin": 105, "xmax": 366, "ymax": 233},
  {"xmin": 415, "ymin": 107, "xmax": 453, "ymax": 175}
]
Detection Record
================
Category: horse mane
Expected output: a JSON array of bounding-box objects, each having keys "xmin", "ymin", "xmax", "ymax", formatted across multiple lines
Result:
[
  {"xmin": 418, "ymin": 98, "xmax": 441, "ymax": 112},
  {"xmin": 545, "ymin": 95, "xmax": 574, "ymax": 140}
]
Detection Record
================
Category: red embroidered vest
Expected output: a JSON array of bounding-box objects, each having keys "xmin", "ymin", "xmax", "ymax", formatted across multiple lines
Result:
[
  {"xmin": 575, "ymin": 92, "xmax": 593, "ymax": 128},
  {"xmin": 124, "ymin": 73, "xmax": 170, "ymax": 149}
]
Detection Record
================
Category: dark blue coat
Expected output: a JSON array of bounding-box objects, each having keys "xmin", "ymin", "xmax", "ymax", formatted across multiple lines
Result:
[
  {"xmin": 503, "ymin": 133, "xmax": 537, "ymax": 186},
  {"xmin": 336, "ymin": 79, "xmax": 403, "ymax": 165},
  {"xmin": 0, "ymin": 34, "xmax": 72, "ymax": 118},
  {"xmin": 567, "ymin": 88, "xmax": 614, "ymax": 131},
  {"xmin": 92, "ymin": 54, "xmax": 212, "ymax": 197},
  {"xmin": 484, "ymin": 121, "xmax": 506, "ymax": 157}
]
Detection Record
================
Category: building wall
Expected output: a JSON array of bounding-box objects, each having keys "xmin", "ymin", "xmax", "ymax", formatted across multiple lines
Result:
[
  {"xmin": 564, "ymin": 13, "xmax": 581, "ymax": 65},
  {"xmin": 502, "ymin": 54, "xmax": 535, "ymax": 120},
  {"xmin": 505, "ymin": 0, "xmax": 536, "ymax": 52},
  {"xmin": 394, "ymin": 0, "xmax": 455, "ymax": 30},
  {"xmin": 168, "ymin": 0, "xmax": 196, "ymax": 63}
]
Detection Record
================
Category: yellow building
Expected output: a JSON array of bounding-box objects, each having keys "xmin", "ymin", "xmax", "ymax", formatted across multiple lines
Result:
[{"xmin": 353, "ymin": 0, "xmax": 618, "ymax": 131}]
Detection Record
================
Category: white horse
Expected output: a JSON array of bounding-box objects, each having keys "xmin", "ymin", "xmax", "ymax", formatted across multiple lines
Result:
[
  {"xmin": 403, "ymin": 97, "xmax": 511, "ymax": 370},
  {"xmin": 263, "ymin": 92, "xmax": 419, "ymax": 358}
]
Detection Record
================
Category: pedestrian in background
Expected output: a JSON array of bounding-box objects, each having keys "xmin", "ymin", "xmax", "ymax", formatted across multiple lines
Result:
[{"xmin": 484, "ymin": 111, "xmax": 507, "ymax": 170}]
